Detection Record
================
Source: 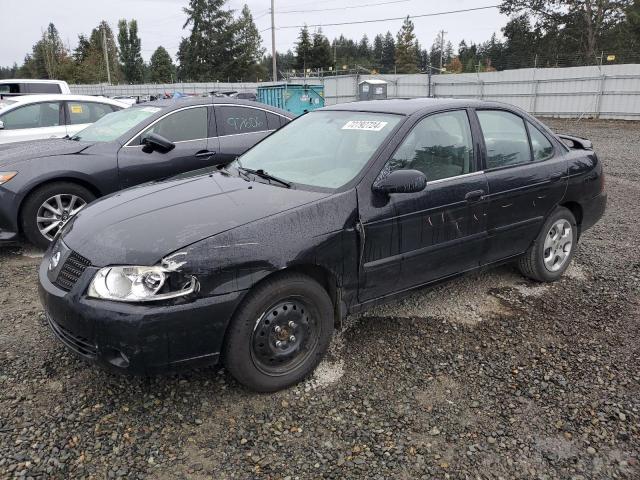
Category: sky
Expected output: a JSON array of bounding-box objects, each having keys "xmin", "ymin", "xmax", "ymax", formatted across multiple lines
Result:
[{"xmin": 0, "ymin": 0, "xmax": 509, "ymax": 67}]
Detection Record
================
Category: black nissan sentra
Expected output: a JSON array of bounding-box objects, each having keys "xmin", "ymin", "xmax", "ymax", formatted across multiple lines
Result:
[{"xmin": 39, "ymin": 98, "xmax": 606, "ymax": 392}]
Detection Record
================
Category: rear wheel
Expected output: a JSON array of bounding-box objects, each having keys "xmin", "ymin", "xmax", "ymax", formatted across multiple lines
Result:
[
  {"xmin": 20, "ymin": 182, "xmax": 95, "ymax": 249},
  {"xmin": 518, "ymin": 207, "xmax": 577, "ymax": 282},
  {"xmin": 223, "ymin": 273, "xmax": 334, "ymax": 392}
]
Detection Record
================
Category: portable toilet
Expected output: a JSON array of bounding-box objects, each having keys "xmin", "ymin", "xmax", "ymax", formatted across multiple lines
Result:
[
  {"xmin": 257, "ymin": 83, "xmax": 324, "ymax": 116},
  {"xmin": 359, "ymin": 79, "xmax": 388, "ymax": 101}
]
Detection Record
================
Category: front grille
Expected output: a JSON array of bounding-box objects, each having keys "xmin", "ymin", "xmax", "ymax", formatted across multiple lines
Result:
[
  {"xmin": 46, "ymin": 313, "xmax": 97, "ymax": 358},
  {"xmin": 54, "ymin": 251, "xmax": 92, "ymax": 291}
]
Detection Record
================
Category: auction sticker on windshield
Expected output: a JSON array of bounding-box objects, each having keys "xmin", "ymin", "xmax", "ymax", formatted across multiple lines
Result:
[{"xmin": 342, "ymin": 120, "xmax": 388, "ymax": 131}]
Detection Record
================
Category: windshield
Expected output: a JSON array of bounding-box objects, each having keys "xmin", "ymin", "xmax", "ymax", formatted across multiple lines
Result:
[
  {"xmin": 233, "ymin": 110, "xmax": 402, "ymax": 189},
  {"xmin": 71, "ymin": 106, "xmax": 162, "ymax": 142}
]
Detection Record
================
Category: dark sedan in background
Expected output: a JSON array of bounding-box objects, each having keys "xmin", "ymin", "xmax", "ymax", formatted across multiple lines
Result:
[
  {"xmin": 0, "ymin": 97, "xmax": 292, "ymax": 248},
  {"xmin": 39, "ymin": 98, "xmax": 606, "ymax": 392}
]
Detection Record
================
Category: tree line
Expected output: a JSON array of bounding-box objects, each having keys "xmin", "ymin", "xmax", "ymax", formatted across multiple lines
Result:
[{"xmin": 2, "ymin": 0, "xmax": 640, "ymax": 83}]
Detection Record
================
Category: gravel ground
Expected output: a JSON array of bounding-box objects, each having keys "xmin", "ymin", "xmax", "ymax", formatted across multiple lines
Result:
[{"xmin": 1, "ymin": 118, "xmax": 639, "ymax": 479}]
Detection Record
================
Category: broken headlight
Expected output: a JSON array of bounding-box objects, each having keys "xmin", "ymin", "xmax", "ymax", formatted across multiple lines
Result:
[{"xmin": 87, "ymin": 265, "xmax": 198, "ymax": 302}]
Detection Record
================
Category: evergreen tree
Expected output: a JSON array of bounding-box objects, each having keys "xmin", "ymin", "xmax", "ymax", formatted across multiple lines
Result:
[
  {"xmin": 381, "ymin": 31, "xmax": 396, "ymax": 73},
  {"xmin": 358, "ymin": 35, "xmax": 371, "ymax": 59},
  {"xmin": 372, "ymin": 34, "xmax": 384, "ymax": 70},
  {"xmin": 19, "ymin": 23, "xmax": 71, "ymax": 79},
  {"xmin": 310, "ymin": 29, "xmax": 332, "ymax": 69},
  {"xmin": 395, "ymin": 16, "xmax": 418, "ymax": 73},
  {"xmin": 118, "ymin": 19, "xmax": 144, "ymax": 83},
  {"xmin": 180, "ymin": 0, "xmax": 235, "ymax": 81},
  {"xmin": 149, "ymin": 46, "xmax": 175, "ymax": 83},
  {"xmin": 295, "ymin": 26, "xmax": 313, "ymax": 72},
  {"xmin": 233, "ymin": 5, "xmax": 266, "ymax": 80}
]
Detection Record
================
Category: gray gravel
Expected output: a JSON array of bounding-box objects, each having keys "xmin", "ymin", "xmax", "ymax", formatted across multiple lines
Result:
[{"xmin": 1, "ymin": 118, "xmax": 639, "ymax": 479}]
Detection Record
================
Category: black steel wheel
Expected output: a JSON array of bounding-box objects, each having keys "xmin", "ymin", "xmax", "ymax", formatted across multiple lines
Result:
[{"xmin": 223, "ymin": 273, "xmax": 334, "ymax": 392}]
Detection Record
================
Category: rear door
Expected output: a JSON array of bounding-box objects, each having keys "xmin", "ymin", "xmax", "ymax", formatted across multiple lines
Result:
[
  {"xmin": 117, "ymin": 105, "xmax": 213, "ymax": 188},
  {"xmin": 0, "ymin": 101, "xmax": 65, "ymax": 143},
  {"xmin": 475, "ymin": 109, "xmax": 567, "ymax": 263},
  {"xmin": 357, "ymin": 109, "xmax": 489, "ymax": 301},
  {"xmin": 64, "ymin": 100, "xmax": 120, "ymax": 137},
  {"xmin": 214, "ymin": 105, "xmax": 278, "ymax": 164}
]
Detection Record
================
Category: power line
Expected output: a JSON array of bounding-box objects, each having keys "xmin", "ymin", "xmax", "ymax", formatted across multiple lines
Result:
[
  {"xmin": 277, "ymin": 0, "xmax": 410, "ymax": 14},
  {"xmin": 264, "ymin": 4, "xmax": 501, "ymax": 31}
]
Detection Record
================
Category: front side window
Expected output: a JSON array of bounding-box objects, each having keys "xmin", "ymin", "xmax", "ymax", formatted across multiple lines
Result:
[
  {"xmin": 528, "ymin": 121, "xmax": 554, "ymax": 161},
  {"xmin": 234, "ymin": 110, "xmax": 402, "ymax": 189},
  {"xmin": 71, "ymin": 106, "xmax": 160, "ymax": 142},
  {"xmin": 0, "ymin": 102, "xmax": 61, "ymax": 130},
  {"xmin": 68, "ymin": 102, "xmax": 119, "ymax": 125},
  {"xmin": 477, "ymin": 110, "xmax": 531, "ymax": 169},
  {"xmin": 218, "ymin": 106, "xmax": 268, "ymax": 136},
  {"xmin": 141, "ymin": 107, "xmax": 208, "ymax": 143},
  {"xmin": 387, "ymin": 110, "xmax": 473, "ymax": 181}
]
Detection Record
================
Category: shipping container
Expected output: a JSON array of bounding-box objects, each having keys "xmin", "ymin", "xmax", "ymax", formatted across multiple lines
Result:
[{"xmin": 257, "ymin": 83, "xmax": 324, "ymax": 116}]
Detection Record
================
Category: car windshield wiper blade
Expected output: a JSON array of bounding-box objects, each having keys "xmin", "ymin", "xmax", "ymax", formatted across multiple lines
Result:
[{"xmin": 238, "ymin": 167, "xmax": 291, "ymax": 188}]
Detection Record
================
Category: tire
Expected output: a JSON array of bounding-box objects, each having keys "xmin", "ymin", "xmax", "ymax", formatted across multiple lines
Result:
[
  {"xmin": 223, "ymin": 273, "xmax": 334, "ymax": 392},
  {"xmin": 518, "ymin": 206, "xmax": 578, "ymax": 282},
  {"xmin": 20, "ymin": 182, "xmax": 96, "ymax": 249}
]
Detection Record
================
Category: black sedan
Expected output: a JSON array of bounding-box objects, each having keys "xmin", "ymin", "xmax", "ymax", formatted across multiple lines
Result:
[
  {"xmin": 39, "ymin": 98, "xmax": 606, "ymax": 392},
  {"xmin": 0, "ymin": 97, "xmax": 292, "ymax": 248}
]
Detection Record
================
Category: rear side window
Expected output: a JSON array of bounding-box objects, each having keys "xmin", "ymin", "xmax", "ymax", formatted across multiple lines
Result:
[
  {"xmin": 141, "ymin": 106, "xmax": 208, "ymax": 143},
  {"xmin": 28, "ymin": 83, "xmax": 61, "ymax": 94},
  {"xmin": 218, "ymin": 106, "xmax": 268, "ymax": 136},
  {"xmin": 527, "ymin": 122, "xmax": 554, "ymax": 160},
  {"xmin": 67, "ymin": 102, "xmax": 117, "ymax": 125},
  {"xmin": 388, "ymin": 110, "xmax": 474, "ymax": 181},
  {"xmin": 0, "ymin": 102, "xmax": 61, "ymax": 129},
  {"xmin": 477, "ymin": 110, "xmax": 531, "ymax": 169},
  {"xmin": 0, "ymin": 83, "xmax": 21, "ymax": 94},
  {"xmin": 266, "ymin": 112, "xmax": 282, "ymax": 130}
]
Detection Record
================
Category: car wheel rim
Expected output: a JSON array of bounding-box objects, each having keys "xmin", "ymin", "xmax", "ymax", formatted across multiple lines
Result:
[
  {"xmin": 36, "ymin": 194, "xmax": 87, "ymax": 241},
  {"xmin": 543, "ymin": 219, "xmax": 572, "ymax": 272},
  {"xmin": 251, "ymin": 298, "xmax": 319, "ymax": 376}
]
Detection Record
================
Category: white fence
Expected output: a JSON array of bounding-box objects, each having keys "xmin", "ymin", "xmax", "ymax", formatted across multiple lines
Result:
[
  {"xmin": 70, "ymin": 66, "xmax": 640, "ymax": 120},
  {"xmin": 322, "ymin": 64, "xmax": 640, "ymax": 120}
]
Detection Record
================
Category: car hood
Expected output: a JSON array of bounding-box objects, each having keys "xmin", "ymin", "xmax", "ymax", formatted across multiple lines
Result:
[
  {"xmin": 61, "ymin": 171, "xmax": 330, "ymax": 266},
  {"xmin": 0, "ymin": 138, "xmax": 94, "ymax": 168}
]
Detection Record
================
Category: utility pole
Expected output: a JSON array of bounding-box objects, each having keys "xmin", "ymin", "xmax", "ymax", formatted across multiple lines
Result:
[
  {"xmin": 102, "ymin": 25, "xmax": 111, "ymax": 85},
  {"xmin": 271, "ymin": 0, "xmax": 277, "ymax": 82},
  {"xmin": 439, "ymin": 29, "xmax": 447, "ymax": 71}
]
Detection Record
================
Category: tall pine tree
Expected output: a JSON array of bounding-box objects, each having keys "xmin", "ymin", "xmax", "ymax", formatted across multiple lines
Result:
[
  {"xmin": 295, "ymin": 26, "xmax": 313, "ymax": 72},
  {"xmin": 149, "ymin": 46, "xmax": 175, "ymax": 83},
  {"xmin": 232, "ymin": 5, "xmax": 265, "ymax": 81},
  {"xmin": 118, "ymin": 19, "xmax": 144, "ymax": 83},
  {"xmin": 395, "ymin": 16, "xmax": 418, "ymax": 73},
  {"xmin": 381, "ymin": 31, "xmax": 396, "ymax": 73}
]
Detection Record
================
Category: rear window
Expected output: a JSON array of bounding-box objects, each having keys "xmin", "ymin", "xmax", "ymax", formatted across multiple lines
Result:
[
  {"xmin": 68, "ymin": 102, "xmax": 119, "ymax": 125},
  {"xmin": 28, "ymin": 83, "xmax": 61, "ymax": 94}
]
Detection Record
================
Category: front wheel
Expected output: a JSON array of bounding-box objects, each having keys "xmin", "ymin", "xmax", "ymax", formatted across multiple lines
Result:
[
  {"xmin": 20, "ymin": 182, "xmax": 95, "ymax": 249},
  {"xmin": 223, "ymin": 273, "xmax": 334, "ymax": 392},
  {"xmin": 518, "ymin": 207, "xmax": 578, "ymax": 282}
]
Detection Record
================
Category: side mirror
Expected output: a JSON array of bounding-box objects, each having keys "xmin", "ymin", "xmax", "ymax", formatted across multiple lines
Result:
[
  {"xmin": 373, "ymin": 169, "xmax": 427, "ymax": 195},
  {"xmin": 0, "ymin": 120, "xmax": 4, "ymax": 130},
  {"xmin": 142, "ymin": 133, "xmax": 175, "ymax": 153}
]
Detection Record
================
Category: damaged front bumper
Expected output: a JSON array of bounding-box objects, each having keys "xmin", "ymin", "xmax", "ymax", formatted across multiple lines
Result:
[{"xmin": 38, "ymin": 255, "xmax": 245, "ymax": 375}]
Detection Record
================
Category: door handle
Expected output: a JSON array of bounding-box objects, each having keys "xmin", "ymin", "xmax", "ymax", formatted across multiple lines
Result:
[
  {"xmin": 549, "ymin": 173, "xmax": 563, "ymax": 182},
  {"xmin": 195, "ymin": 150, "xmax": 216, "ymax": 158},
  {"xmin": 464, "ymin": 189, "xmax": 485, "ymax": 203}
]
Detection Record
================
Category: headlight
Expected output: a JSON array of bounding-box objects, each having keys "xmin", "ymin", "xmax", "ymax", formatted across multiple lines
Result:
[
  {"xmin": 87, "ymin": 265, "xmax": 198, "ymax": 302},
  {"xmin": 0, "ymin": 171, "xmax": 17, "ymax": 185}
]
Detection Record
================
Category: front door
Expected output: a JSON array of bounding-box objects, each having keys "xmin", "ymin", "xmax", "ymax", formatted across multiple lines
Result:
[
  {"xmin": 117, "ymin": 105, "xmax": 218, "ymax": 188},
  {"xmin": 0, "ymin": 101, "xmax": 65, "ymax": 143},
  {"xmin": 475, "ymin": 109, "xmax": 568, "ymax": 263},
  {"xmin": 357, "ymin": 109, "xmax": 489, "ymax": 302}
]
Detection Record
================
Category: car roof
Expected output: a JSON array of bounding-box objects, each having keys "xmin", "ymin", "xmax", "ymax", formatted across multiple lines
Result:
[
  {"xmin": 321, "ymin": 97, "xmax": 518, "ymax": 116},
  {"xmin": 140, "ymin": 96, "xmax": 294, "ymax": 117},
  {"xmin": 7, "ymin": 94, "xmax": 127, "ymax": 106},
  {"xmin": 0, "ymin": 79, "xmax": 68, "ymax": 84}
]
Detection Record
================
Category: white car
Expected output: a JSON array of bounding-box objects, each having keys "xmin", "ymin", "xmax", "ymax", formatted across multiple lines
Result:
[
  {"xmin": 0, "ymin": 94, "xmax": 129, "ymax": 145},
  {"xmin": 0, "ymin": 79, "xmax": 71, "ymax": 98}
]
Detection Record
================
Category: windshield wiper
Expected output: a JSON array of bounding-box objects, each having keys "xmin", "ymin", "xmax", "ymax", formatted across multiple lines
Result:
[{"xmin": 238, "ymin": 166, "xmax": 291, "ymax": 188}]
